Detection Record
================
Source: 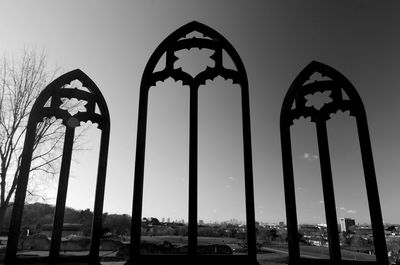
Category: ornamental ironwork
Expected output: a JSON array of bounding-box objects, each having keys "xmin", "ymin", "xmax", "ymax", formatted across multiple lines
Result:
[
  {"xmin": 280, "ymin": 61, "xmax": 388, "ymax": 264},
  {"xmin": 5, "ymin": 69, "xmax": 110, "ymax": 265},
  {"xmin": 129, "ymin": 21, "xmax": 258, "ymax": 265}
]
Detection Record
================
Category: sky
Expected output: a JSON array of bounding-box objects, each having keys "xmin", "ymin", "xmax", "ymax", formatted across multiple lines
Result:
[{"xmin": 1, "ymin": 1, "xmax": 400, "ymax": 225}]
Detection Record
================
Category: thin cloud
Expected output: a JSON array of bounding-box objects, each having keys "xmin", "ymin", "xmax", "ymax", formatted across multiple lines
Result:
[
  {"xmin": 303, "ymin": 153, "xmax": 319, "ymax": 161},
  {"xmin": 319, "ymin": 200, "xmax": 324, "ymax": 204},
  {"xmin": 346, "ymin": 209, "xmax": 357, "ymax": 214},
  {"xmin": 339, "ymin": 207, "xmax": 346, "ymax": 210}
]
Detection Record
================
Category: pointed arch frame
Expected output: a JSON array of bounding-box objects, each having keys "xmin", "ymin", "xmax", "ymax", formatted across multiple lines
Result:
[
  {"xmin": 129, "ymin": 21, "xmax": 258, "ymax": 265},
  {"xmin": 5, "ymin": 69, "xmax": 110, "ymax": 265},
  {"xmin": 280, "ymin": 61, "xmax": 388, "ymax": 264}
]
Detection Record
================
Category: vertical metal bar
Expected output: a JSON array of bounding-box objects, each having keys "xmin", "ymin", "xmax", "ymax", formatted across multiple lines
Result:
[
  {"xmin": 241, "ymin": 85, "xmax": 257, "ymax": 260},
  {"xmin": 49, "ymin": 126, "xmax": 75, "ymax": 258},
  {"xmin": 356, "ymin": 116, "xmax": 388, "ymax": 264},
  {"xmin": 315, "ymin": 120, "xmax": 341, "ymax": 261},
  {"xmin": 89, "ymin": 127, "xmax": 110, "ymax": 261},
  {"xmin": 130, "ymin": 88, "xmax": 149, "ymax": 259},
  {"xmin": 5, "ymin": 123, "xmax": 37, "ymax": 264},
  {"xmin": 280, "ymin": 123, "xmax": 300, "ymax": 264},
  {"xmin": 188, "ymin": 85, "xmax": 198, "ymax": 256}
]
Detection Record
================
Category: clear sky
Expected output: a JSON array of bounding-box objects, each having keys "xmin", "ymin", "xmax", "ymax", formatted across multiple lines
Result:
[{"xmin": 1, "ymin": 1, "xmax": 400, "ymax": 225}]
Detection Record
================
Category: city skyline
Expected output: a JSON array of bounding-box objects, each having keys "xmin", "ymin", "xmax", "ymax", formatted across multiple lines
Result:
[{"xmin": 1, "ymin": 1, "xmax": 400, "ymax": 225}]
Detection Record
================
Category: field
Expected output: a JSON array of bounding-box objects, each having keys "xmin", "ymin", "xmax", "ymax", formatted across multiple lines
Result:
[
  {"xmin": 4, "ymin": 235, "xmax": 377, "ymax": 265},
  {"xmin": 141, "ymin": 235, "xmax": 376, "ymax": 263},
  {"xmin": 141, "ymin": 235, "xmax": 244, "ymax": 246},
  {"xmin": 265, "ymin": 243, "xmax": 376, "ymax": 262}
]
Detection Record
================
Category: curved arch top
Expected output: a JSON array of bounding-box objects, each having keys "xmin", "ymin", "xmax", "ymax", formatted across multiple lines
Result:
[
  {"xmin": 281, "ymin": 61, "xmax": 366, "ymax": 124},
  {"xmin": 280, "ymin": 61, "xmax": 389, "ymax": 264},
  {"xmin": 5, "ymin": 69, "xmax": 111, "ymax": 264},
  {"xmin": 131, "ymin": 21, "xmax": 258, "ymax": 265},
  {"xmin": 141, "ymin": 21, "xmax": 248, "ymax": 88},
  {"xmin": 30, "ymin": 69, "xmax": 110, "ymax": 130}
]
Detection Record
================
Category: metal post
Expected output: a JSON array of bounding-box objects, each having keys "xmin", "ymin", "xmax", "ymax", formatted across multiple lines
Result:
[
  {"xmin": 356, "ymin": 116, "xmax": 389, "ymax": 264},
  {"xmin": 130, "ymin": 88, "xmax": 149, "ymax": 260},
  {"xmin": 4, "ymin": 123, "xmax": 36, "ymax": 263},
  {"xmin": 315, "ymin": 120, "xmax": 341, "ymax": 261},
  {"xmin": 49, "ymin": 126, "xmax": 75, "ymax": 258},
  {"xmin": 188, "ymin": 85, "xmax": 198, "ymax": 256},
  {"xmin": 241, "ymin": 84, "xmax": 257, "ymax": 262},
  {"xmin": 90, "ymin": 128, "xmax": 110, "ymax": 262},
  {"xmin": 280, "ymin": 123, "xmax": 300, "ymax": 264}
]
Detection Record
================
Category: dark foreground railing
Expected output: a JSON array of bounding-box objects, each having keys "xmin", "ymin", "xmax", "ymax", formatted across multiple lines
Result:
[
  {"xmin": 129, "ymin": 21, "xmax": 259, "ymax": 265},
  {"xmin": 5, "ymin": 69, "xmax": 110, "ymax": 265},
  {"xmin": 280, "ymin": 61, "xmax": 388, "ymax": 265},
  {"xmin": 2, "ymin": 23, "xmax": 389, "ymax": 265}
]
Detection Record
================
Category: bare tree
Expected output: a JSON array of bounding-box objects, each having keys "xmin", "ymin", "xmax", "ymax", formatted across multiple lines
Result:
[{"xmin": 0, "ymin": 49, "xmax": 79, "ymax": 229}]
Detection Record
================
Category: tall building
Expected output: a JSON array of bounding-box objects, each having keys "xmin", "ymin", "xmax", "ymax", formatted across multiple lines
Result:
[
  {"xmin": 340, "ymin": 218, "xmax": 355, "ymax": 232},
  {"xmin": 229, "ymin": 218, "xmax": 239, "ymax": 225}
]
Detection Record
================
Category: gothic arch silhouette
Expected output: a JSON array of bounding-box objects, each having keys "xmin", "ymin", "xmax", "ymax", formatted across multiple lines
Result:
[
  {"xmin": 280, "ymin": 61, "xmax": 388, "ymax": 264},
  {"xmin": 130, "ymin": 21, "xmax": 258, "ymax": 265},
  {"xmin": 5, "ymin": 69, "xmax": 110, "ymax": 265}
]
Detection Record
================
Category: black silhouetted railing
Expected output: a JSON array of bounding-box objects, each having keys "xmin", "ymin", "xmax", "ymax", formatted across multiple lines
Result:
[
  {"xmin": 3, "ymin": 25, "xmax": 390, "ymax": 265},
  {"xmin": 129, "ymin": 21, "xmax": 258, "ymax": 265},
  {"xmin": 280, "ymin": 61, "xmax": 388, "ymax": 264},
  {"xmin": 5, "ymin": 69, "xmax": 110, "ymax": 265}
]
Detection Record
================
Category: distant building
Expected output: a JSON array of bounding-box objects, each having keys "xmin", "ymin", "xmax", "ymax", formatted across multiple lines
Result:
[
  {"xmin": 340, "ymin": 218, "xmax": 355, "ymax": 232},
  {"xmin": 299, "ymin": 224, "xmax": 319, "ymax": 233},
  {"xmin": 229, "ymin": 218, "xmax": 239, "ymax": 225}
]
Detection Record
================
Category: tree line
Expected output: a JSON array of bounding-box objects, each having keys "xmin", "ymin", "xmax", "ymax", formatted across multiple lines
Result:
[{"xmin": 0, "ymin": 202, "xmax": 131, "ymax": 238}]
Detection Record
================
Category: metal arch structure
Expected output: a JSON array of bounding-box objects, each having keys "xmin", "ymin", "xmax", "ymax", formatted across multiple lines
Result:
[
  {"xmin": 129, "ymin": 21, "xmax": 258, "ymax": 265},
  {"xmin": 280, "ymin": 61, "xmax": 388, "ymax": 265},
  {"xmin": 5, "ymin": 69, "xmax": 110, "ymax": 265}
]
